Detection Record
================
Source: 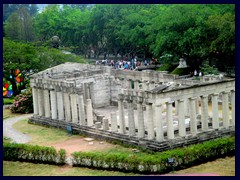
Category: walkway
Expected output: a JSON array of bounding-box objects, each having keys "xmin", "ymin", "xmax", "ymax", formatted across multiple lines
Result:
[{"xmin": 3, "ymin": 114, "xmax": 33, "ymax": 143}]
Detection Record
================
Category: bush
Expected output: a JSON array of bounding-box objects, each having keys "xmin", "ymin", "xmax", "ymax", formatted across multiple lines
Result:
[
  {"xmin": 156, "ymin": 63, "xmax": 177, "ymax": 72},
  {"xmin": 71, "ymin": 136, "xmax": 235, "ymax": 174},
  {"xmin": 10, "ymin": 88, "xmax": 33, "ymax": 113},
  {"xmin": 171, "ymin": 67, "xmax": 190, "ymax": 75},
  {"xmin": 200, "ymin": 63, "xmax": 219, "ymax": 75},
  {"xmin": 3, "ymin": 142, "xmax": 66, "ymax": 165}
]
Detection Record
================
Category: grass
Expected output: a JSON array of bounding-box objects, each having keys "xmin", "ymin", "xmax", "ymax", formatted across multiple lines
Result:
[
  {"xmin": 3, "ymin": 109, "xmax": 22, "ymax": 120},
  {"xmin": 3, "ymin": 161, "xmax": 139, "ymax": 176},
  {"xmin": 13, "ymin": 119, "xmax": 80, "ymax": 146},
  {"xmin": 3, "ymin": 98, "xmax": 14, "ymax": 105},
  {"xmin": 169, "ymin": 156, "xmax": 235, "ymax": 176},
  {"xmin": 3, "ymin": 156, "xmax": 235, "ymax": 176}
]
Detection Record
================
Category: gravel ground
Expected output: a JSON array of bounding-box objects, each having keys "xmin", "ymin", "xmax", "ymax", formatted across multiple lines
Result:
[{"xmin": 3, "ymin": 114, "xmax": 33, "ymax": 143}]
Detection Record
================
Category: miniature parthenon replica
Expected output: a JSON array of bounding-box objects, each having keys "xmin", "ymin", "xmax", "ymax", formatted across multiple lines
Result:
[{"xmin": 29, "ymin": 62, "xmax": 235, "ymax": 151}]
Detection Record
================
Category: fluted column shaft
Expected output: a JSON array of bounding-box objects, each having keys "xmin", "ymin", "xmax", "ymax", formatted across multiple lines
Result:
[
  {"xmin": 56, "ymin": 91, "xmax": 64, "ymax": 120},
  {"xmin": 155, "ymin": 104, "xmax": 164, "ymax": 142},
  {"xmin": 201, "ymin": 95, "xmax": 209, "ymax": 131},
  {"xmin": 43, "ymin": 89, "xmax": 51, "ymax": 118},
  {"xmin": 38, "ymin": 88, "xmax": 44, "ymax": 116},
  {"xmin": 32, "ymin": 87, "xmax": 39, "ymax": 115},
  {"xmin": 63, "ymin": 92, "xmax": 71, "ymax": 122},
  {"xmin": 137, "ymin": 100, "xmax": 144, "ymax": 138},
  {"xmin": 110, "ymin": 112, "xmax": 118, "ymax": 132},
  {"xmin": 50, "ymin": 90, "xmax": 57, "ymax": 120},
  {"xmin": 178, "ymin": 99, "xmax": 186, "ymax": 137},
  {"xmin": 231, "ymin": 91, "xmax": 235, "ymax": 126},
  {"xmin": 134, "ymin": 80, "xmax": 139, "ymax": 90},
  {"xmin": 86, "ymin": 99, "xmax": 94, "ymax": 126},
  {"xmin": 78, "ymin": 94, "xmax": 86, "ymax": 125},
  {"xmin": 211, "ymin": 93, "xmax": 219, "ymax": 129},
  {"xmin": 118, "ymin": 98, "xmax": 126, "ymax": 134},
  {"xmin": 146, "ymin": 102, "xmax": 154, "ymax": 140},
  {"xmin": 222, "ymin": 92, "xmax": 230, "ymax": 128},
  {"xmin": 166, "ymin": 101, "xmax": 174, "ymax": 139},
  {"xmin": 70, "ymin": 93, "xmax": 78, "ymax": 123},
  {"xmin": 128, "ymin": 99, "xmax": 135, "ymax": 136},
  {"xmin": 189, "ymin": 98, "xmax": 197, "ymax": 135}
]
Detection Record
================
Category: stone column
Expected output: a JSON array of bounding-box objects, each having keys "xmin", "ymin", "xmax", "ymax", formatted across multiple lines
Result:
[
  {"xmin": 63, "ymin": 91, "xmax": 71, "ymax": 122},
  {"xmin": 86, "ymin": 99, "xmax": 94, "ymax": 126},
  {"xmin": 70, "ymin": 93, "xmax": 78, "ymax": 123},
  {"xmin": 134, "ymin": 80, "xmax": 139, "ymax": 90},
  {"xmin": 155, "ymin": 104, "xmax": 164, "ymax": 142},
  {"xmin": 189, "ymin": 98, "xmax": 197, "ymax": 135},
  {"xmin": 222, "ymin": 91, "xmax": 230, "ymax": 128},
  {"xmin": 78, "ymin": 94, "xmax": 86, "ymax": 126},
  {"xmin": 137, "ymin": 96, "xmax": 145, "ymax": 138},
  {"xmin": 201, "ymin": 95, "xmax": 209, "ymax": 131},
  {"xmin": 175, "ymin": 100, "xmax": 179, "ymax": 115},
  {"xmin": 32, "ymin": 87, "xmax": 39, "ymax": 115},
  {"xmin": 195, "ymin": 98, "xmax": 199, "ymax": 115},
  {"xmin": 118, "ymin": 95, "xmax": 126, "ymax": 134},
  {"xmin": 103, "ymin": 118, "xmax": 109, "ymax": 130},
  {"xmin": 166, "ymin": 101, "xmax": 174, "ymax": 139},
  {"xmin": 38, "ymin": 88, "xmax": 44, "ymax": 116},
  {"xmin": 211, "ymin": 93, "xmax": 219, "ymax": 129},
  {"xmin": 56, "ymin": 89, "xmax": 64, "ymax": 120},
  {"xmin": 146, "ymin": 102, "xmax": 154, "ymax": 140},
  {"xmin": 178, "ymin": 99, "xmax": 186, "ymax": 137},
  {"xmin": 127, "ymin": 97, "xmax": 136, "ymax": 136},
  {"xmin": 231, "ymin": 90, "xmax": 235, "ymax": 126},
  {"xmin": 50, "ymin": 90, "xmax": 57, "ymax": 120},
  {"xmin": 184, "ymin": 98, "xmax": 190, "ymax": 116},
  {"xmin": 43, "ymin": 89, "xmax": 51, "ymax": 118},
  {"xmin": 110, "ymin": 112, "xmax": 118, "ymax": 132}
]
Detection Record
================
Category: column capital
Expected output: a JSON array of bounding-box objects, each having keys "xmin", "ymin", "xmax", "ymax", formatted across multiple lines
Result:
[
  {"xmin": 177, "ymin": 99, "xmax": 185, "ymax": 102},
  {"xmin": 166, "ymin": 101, "xmax": 174, "ymax": 105},
  {"xmin": 201, "ymin": 95, "xmax": 208, "ymax": 98},
  {"xmin": 222, "ymin": 91, "xmax": 230, "ymax": 94},
  {"xmin": 212, "ymin": 93, "xmax": 219, "ymax": 96}
]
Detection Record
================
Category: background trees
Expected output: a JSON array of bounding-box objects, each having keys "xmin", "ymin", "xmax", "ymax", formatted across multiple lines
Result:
[{"xmin": 3, "ymin": 4, "xmax": 235, "ymax": 72}]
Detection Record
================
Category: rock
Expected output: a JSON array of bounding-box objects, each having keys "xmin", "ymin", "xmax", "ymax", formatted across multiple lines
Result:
[{"xmin": 84, "ymin": 138, "xmax": 94, "ymax": 142}]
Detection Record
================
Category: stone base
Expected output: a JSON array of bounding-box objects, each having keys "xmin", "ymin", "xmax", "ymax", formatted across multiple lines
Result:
[{"xmin": 28, "ymin": 116, "xmax": 235, "ymax": 152}]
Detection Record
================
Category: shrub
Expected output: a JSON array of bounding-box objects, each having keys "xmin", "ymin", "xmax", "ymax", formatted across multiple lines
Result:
[
  {"xmin": 3, "ymin": 142, "xmax": 66, "ymax": 165},
  {"xmin": 10, "ymin": 88, "xmax": 33, "ymax": 113},
  {"xmin": 156, "ymin": 63, "xmax": 177, "ymax": 72},
  {"xmin": 171, "ymin": 67, "xmax": 190, "ymax": 75},
  {"xmin": 200, "ymin": 63, "xmax": 219, "ymax": 75}
]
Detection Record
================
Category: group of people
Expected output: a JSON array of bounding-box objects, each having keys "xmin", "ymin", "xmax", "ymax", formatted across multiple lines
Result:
[{"xmin": 95, "ymin": 58, "xmax": 151, "ymax": 70}]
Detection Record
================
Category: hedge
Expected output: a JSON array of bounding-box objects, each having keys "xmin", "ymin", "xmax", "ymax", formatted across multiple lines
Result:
[
  {"xmin": 3, "ymin": 142, "xmax": 66, "ymax": 165},
  {"xmin": 71, "ymin": 136, "xmax": 235, "ymax": 174},
  {"xmin": 3, "ymin": 136, "xmax": 235, "ymax": 174}
]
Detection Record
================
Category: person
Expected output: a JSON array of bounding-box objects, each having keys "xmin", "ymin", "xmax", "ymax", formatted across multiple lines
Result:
[
  {"xmin": 95, "ymin": 60, "xmax": 99, "ymax": 65},
  {"xmin": 194, "ymin": 70, "xmax": 197, "ymax": 76},
  {"xmin": 199, "ymin": 71, "xmax": 202, "ymax": 76}
]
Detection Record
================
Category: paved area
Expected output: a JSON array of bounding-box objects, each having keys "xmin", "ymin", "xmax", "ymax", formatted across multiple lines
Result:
[{"xmin": 3, "ymin": 114, "xmax": 33, "ymax": 143}]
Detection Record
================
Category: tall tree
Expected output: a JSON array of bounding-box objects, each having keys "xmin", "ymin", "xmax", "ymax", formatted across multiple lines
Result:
[{"xmin": 5, "ymin": 6, "xmax": 35, "ymax": 42}]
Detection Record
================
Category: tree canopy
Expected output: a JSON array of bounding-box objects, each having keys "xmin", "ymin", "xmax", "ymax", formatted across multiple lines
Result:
[{"xmin": 4, "ymin": 4, "xmax": 235, "ymax": 70}]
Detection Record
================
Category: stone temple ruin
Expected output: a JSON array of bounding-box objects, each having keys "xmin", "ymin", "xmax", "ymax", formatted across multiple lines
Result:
[{"xmin": 29, "ymin": 62, "xmax": 235, "ymax": 151}]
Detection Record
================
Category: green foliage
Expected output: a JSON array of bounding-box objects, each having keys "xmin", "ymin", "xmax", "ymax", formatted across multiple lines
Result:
[
  {"xmin": 3, "ymin": 98, "xmax": 14, "ymax": 105},
  {"xmin": 171, "ymin": 67, "xmax": 190, "ymax": 75},
  {"xmin": 3, "ymin": 142, "xmax": 66, "ymax": 165},
  {"xmin": 71, "ymin": 136, "xmax": 235, "ymax": 174},
  {"xmin": 156, "ymin": 64, "xmax": 177, "ymax": 72},
  {"xmin": 10, "ymin": 88, "xmax": 33, "ymax": 113},
  {"xmin": 200, "ymin": 62, "xmax": 220, "ymax": 75}
]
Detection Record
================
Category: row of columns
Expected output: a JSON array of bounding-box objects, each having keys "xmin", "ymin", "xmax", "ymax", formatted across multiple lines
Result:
[
  {"xmin": 32, "ymin": 86, "xmax": 94, "ymax": 127},
  {"xmin": 114, "ymin": 90, "xmax": 235, "ymax": 141}
]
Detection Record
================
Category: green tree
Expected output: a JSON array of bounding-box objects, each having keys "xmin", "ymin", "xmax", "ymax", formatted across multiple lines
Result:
[{"xmin": 5, "ymin": 6, "xmax": 35, "ymax": 42}]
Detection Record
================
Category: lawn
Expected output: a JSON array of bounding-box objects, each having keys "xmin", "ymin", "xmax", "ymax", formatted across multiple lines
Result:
[{"xmin": 3, "ymin": 156, "xmax": 235, "ymax": 176}]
